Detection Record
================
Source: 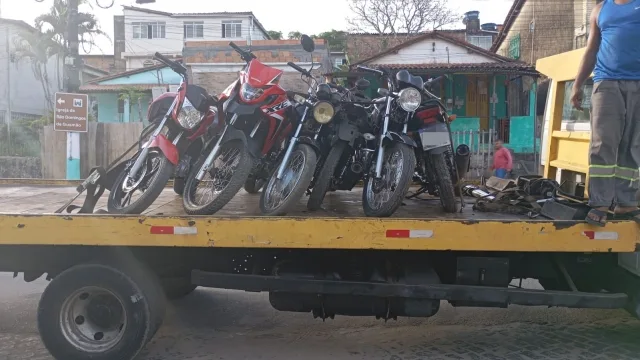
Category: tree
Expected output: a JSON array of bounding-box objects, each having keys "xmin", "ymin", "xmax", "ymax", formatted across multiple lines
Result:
[
  {"xmin": 347, "ymin": 0, "xmax": 459, "ymax": 34},
  {"xmin": 314, "ymin": 30, "xmax": 347, "ymax": 52},
  {"xmin": 119, "ymin": 87, "xmax": 148, "ymax": 123},
  {"xmin": 267, "ymin": 30, "xmax": 283, "ymax": 40},
  {"xmin": 287, "ymin": 31, "xmax": 302, "ymax": 40}
]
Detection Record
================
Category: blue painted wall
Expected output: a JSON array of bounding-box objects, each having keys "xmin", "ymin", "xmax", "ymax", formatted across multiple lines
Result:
[{"xmin": 95, "ymin": 93, "xmax": 121, "ymax": 123}]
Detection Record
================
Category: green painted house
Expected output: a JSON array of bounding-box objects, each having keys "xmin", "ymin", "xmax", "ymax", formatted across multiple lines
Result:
[{"xmin": 343, "ymin": 31, "xmax": 540, "ymax": 162}]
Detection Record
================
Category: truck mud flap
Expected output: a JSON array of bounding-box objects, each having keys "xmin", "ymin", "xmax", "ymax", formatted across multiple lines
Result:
[{"xmin": 192, "ymin": 271, "xmax": 628, "ymax": 309}]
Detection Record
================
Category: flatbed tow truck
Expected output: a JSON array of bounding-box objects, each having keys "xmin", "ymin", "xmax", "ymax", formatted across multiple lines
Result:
[{"xmin": 1, "ymin": 50, "xmax": 639, "ymax": 360}]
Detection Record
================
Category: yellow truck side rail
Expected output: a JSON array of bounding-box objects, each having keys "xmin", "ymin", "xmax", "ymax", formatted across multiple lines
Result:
[{"xmin": 0, "ymin": 214, "xmax": 638, "ymax": 252}]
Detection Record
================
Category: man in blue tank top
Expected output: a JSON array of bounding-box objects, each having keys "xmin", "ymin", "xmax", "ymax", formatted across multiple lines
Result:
[{"xmin": 571, "ymin": 0, "xmax": 640, "ymax": 226}]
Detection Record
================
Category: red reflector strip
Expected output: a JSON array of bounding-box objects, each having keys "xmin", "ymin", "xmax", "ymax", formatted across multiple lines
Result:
[
  {"xmin": 150, "ymin": 226, "xmax": 197, "ymax": 235},
  {"xmin": 582, "ymin": 231, "xmax": 618, "ymax": 240},
  {"xmin": 386, "ymin": 230, "xmax": 433, "ymax": 238}
]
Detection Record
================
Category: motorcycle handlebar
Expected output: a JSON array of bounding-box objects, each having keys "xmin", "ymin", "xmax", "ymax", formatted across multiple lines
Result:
[
  {"xmin": 154, "ymin": 52, "xmax": 187, "ymax": 75},
  {"xmin": 287, "ymin": 61, "xmax": 310, "ymax": 77},
  {"xmin": 229, "ymin": 42, "xmax": 256, "ymax": 61}
]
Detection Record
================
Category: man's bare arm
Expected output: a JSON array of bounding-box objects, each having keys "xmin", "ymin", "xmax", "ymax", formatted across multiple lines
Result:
[{"xmin": 575, "ymin": 5, "xmax": 602, "ymax": 89}]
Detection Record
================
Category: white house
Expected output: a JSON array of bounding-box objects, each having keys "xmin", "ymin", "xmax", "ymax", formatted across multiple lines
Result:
[
  {"xmin": 119, "ymin": 6, "xmax": 270, "ymax": 70},
  {"xmin": 0, "ymin": 18, "xmax": 63, "ymax": 125}
]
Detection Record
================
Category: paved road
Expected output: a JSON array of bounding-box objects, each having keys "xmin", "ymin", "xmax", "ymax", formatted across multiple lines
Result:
[{"xmin": 1, "ymin": 273, "xmax": 639, "ymax": 360}]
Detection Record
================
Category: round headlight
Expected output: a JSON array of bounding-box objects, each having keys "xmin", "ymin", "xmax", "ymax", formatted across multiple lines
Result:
[
  {"xmin": 176, "ymin": 98, "xmax": 202, "ymax": 130},
  {"xmin": 313, "ymin": 101, "xmax": 335, "ymax": 124},
  {"xmin": 397, "ymin": 88, "xmax": 421, "ymax": 112}
]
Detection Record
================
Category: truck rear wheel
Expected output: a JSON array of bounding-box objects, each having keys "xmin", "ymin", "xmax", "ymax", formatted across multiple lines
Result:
[{"xmin": 37, "ymin": 261, "xmax": 165, "ymax": 360}]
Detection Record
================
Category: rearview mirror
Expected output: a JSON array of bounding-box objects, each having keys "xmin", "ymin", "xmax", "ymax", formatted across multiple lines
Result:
[
  {"xmin": 377, "ymin": 88, "xmax": 389, "ymax": 97},
  {"xmin": 300, "ymin": 35, "xmax": 315, "ymax": 53}
]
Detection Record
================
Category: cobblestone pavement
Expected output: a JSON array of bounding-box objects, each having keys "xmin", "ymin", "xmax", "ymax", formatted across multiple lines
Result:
[{"xmin": 1, "ymin": 274, "xmax": 639, "ymax": 360}]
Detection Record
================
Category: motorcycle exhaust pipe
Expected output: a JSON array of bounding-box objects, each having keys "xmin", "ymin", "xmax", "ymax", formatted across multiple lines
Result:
[
  {"xmin": 454, "ymin": 144, "xmax": 471, "ymax": 179},
  {"xmin": 462, "ymin": 184, "xmax": 495, "ymax": 201}
]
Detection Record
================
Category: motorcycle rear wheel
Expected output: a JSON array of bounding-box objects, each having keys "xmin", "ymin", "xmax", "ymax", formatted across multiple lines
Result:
[
  {"xmin": 107, "ymin": 151, "xmax": 175, "ymax": 215},
  {"xmin": 260, "ymin": 144, "xmax": 317, "ymax": 216},
  {"xmin": 182, "ymin": 140, "xmax": 252, "ymax": 215},
  {"xmin": 307, "ymin": 140, "xmax": 348, "ymax": 211},
  {"xmin": 430, "ymin": 152, "xmax": 457, "ymax": 213}
]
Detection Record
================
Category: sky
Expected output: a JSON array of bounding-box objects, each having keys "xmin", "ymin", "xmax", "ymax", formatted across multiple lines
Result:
[{"xmin": 1, "ymin": 0, "xmax": 514, "ymax": 55}]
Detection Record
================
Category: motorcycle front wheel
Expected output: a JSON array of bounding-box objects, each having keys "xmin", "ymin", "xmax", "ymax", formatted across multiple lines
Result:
[
  {"xmin": 362, "ymin": 142, "xmax": 416, "ymax": 217},
  {"xmin": 182, "ymin": 140, "xmax": 252, "ymax": 215},
  {"xmin": 107, "ymin": 150, "xmax": 175, "ymax": 214},
  {"xmin": 260, "ymin": 144, "xmax": 317, "ymax": 216}
]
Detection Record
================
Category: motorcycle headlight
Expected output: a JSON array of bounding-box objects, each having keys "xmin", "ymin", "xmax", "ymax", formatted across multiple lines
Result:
[
  {"xmin": 313, "ymin": 101, "xmax": 335, "ymax": 124},
  {"xmin": 240, "ymin": 82, "xmax": 264, "ymax": 101},
  {"xmin": 397, "ymin": 88, "xmax": 421, "ymax": 112},
  {"xmin": 176, "ymin": 98, "xmax": 202, "ymax": 130}
]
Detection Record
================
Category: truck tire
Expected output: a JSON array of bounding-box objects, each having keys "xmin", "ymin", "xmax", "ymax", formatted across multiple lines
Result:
[{"xmin": 37, "ymin": 261, "xmax": 165, "ymax": 360}]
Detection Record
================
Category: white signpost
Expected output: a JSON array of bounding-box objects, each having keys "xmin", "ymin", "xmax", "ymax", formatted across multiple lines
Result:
[{"xmin": 54, "ymin": 92, "xmax": 88, "ymax": 180}]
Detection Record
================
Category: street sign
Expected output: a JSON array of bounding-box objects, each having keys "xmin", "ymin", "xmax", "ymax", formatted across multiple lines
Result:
[{"xmin": 54, "ymin": 92, "xmax": 88, "ymax": 132}]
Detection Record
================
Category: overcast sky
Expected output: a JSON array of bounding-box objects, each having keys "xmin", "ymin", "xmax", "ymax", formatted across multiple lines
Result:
[{"xmin": 2, "ymin": 0, "xmax": 514, "ymax": 54}]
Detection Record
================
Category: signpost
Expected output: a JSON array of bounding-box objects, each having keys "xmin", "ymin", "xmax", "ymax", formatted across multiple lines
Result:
[{"xmin": 54, "ymin": 92, "xmax": 88, "ymax": 180}]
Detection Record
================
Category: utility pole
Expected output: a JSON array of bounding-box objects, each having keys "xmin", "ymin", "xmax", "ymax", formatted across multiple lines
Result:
[
  {"xmin": 5, "ymin": 27, "xmax": 12, "ymax": 145},
  {"xmin": 65, "ymin": 0, "xmax": 80, "ymax": 92}
]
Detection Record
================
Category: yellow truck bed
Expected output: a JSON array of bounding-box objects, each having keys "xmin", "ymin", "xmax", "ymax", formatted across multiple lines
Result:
[{"xmin": 1, "ymin": 181, "xmax": 638, "ymax": 253}]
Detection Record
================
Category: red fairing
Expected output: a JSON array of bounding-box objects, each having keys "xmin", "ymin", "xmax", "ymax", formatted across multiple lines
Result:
[
  {"xmin": 187, "ymin": 108, "xmax": 220, "ymax": 141},
  {"xmin": 147, "ymin": 134, "xmax": 179, "ymax": 165},
  {"xmin": 416, "ymin": 107, "xmax": 440, "ymax": 124},
  {"xmin": 242, "ymin": 60, "xmax": 283, "ymax": 88}
]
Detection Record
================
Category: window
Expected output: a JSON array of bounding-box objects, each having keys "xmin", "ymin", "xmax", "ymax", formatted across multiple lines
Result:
[
  {"xmin": 467, "ymin": 35, "xmax": 493, "ymax": 50},
  {"xmin": 334, "ymin": 58, "xmax": 346, "ymax": 68},
  {"xmin": 184, "ymin": 21, "xmax": 204, "ymax": 38},
  {"xmin": 508, "ymin": 33, "xmax": 520, "ymax": 60},
  {"xmin": 222, "ymin": 21, "xmax": 242, "ymax": 38},
  {"xmin": 132, "ymin": 22, "xmax": 166, "ymax": 39},
  {"xmin": 507, "ymin": 77, "xmax": 530, "ymax": 117},
  {"xmin": 142, "ymin": 59, "xmax": 155, "ymax": 67},
  {"xmin": 562, "ymin": 78, "xmax": 594, "ymax": 123}
]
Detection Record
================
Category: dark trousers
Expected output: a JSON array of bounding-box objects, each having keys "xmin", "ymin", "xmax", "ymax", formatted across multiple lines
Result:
[{"xmin": 588, "ymin": 80, "xmax": 640, "ymax": 208}]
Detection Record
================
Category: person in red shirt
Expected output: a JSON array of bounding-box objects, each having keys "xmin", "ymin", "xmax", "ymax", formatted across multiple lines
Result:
[{"xmin": 492, "ymin": 140, "xmax": 512, "ymax": 179}]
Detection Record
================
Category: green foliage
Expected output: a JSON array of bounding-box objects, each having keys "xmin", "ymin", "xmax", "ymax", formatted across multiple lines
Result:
[
  {"xmin": 313, "ymin": 30, "xmax": 347, "ymax": 52},
  {"xmin": 287, "ymin": 31, "xmax": 302, "ymax": 40},
  {"xmin": 267, "ymin": 30, "xmax": 283, "ymax": 40},
  {"xmin": 119, "ymin": 87, "xmax": 148, "ymax": 122}
]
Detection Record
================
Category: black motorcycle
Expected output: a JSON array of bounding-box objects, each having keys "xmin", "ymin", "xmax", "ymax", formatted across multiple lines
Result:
[
  {"xmin": 408, "ymin": 77, "xmax": 471, "ymax": 213},
  {"xmin": 306, "ymin": 79, "xmax": 373, "ymax": 211}
]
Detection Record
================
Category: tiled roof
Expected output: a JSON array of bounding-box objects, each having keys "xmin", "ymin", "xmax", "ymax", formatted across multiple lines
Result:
[
  {"xmin": 183, "ymin": 39, "xmax": 328, "ymax": 64},
  {"xmin": 352, "ymin": 31, "xmax": 514, "ymax": 66},
  {"xmin": 79, "ymin": 84, "xmax": 167, "ymax": 92},
  {"xmin": 369, "ymin": 62, "xmax": 538, "ymax": 75},
  {"xmin": 86, "ymin": 59, "xmax": 181, "ymax": 84},
  {"xmin": 122, "ymin": 6, "xmax": 270, "ymax": 39},
  {"xmin": 490, "ymin": 0, "xmax": 527, "ymax": 52}
]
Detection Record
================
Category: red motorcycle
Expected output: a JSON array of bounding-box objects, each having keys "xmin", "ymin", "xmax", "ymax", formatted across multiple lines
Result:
[
  {"xmin": 107, "ymin": 52, "xmax": 221, "ymax": 214},
  {"xmin": 181, "ymin": 38, "xmax": 317, "ymax": 215}
]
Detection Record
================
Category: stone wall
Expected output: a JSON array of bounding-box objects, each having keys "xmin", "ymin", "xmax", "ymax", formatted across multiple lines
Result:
[{"xmin": 0, "ymin": 157, "xmax": 42, "ymax": 178}]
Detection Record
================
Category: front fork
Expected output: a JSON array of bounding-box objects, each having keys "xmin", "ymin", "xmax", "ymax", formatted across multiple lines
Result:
[
  {"xmin": 374, "ymin": 96, "xmax": 393, "ymax": 178},
  {"xmin": 195, "ymin": 114, "xmax": 237, "ymax": 181},
  {"xmin": 276, "ymin": 107, "xmax": 309, "ymax": 180}
]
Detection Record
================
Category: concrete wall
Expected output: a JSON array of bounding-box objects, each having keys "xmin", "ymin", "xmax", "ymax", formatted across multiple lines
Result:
[
  {"xmin": 0, "ymin": 23, "xmax": 63, "ymax": 117},
  {"xmin": 371, "ymin": 38, "xmax": 497, "ymax": 65},
  {"xmin": 122, "ymin": 9, "xmax": 268, "ymax": 69},
  {"xmin": 496, "ymin": 0, "xmax": 575, "ymax": 65},
  {"xmin": 0, "ymin": 156, "xmax": 42, "ymax": 178}
]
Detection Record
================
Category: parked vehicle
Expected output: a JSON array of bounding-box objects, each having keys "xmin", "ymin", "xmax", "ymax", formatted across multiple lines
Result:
[
  {"xmin": 408, "ymin": 77, "xmax": 470, "ymax": 213},
  {"xmin": 346, "ymin": 66, "xmax": 420, "ymax": 217},
  {"xmin": 181, "ymin": 38, "xmax": 306, "ymax": 215},
  {"xmin": 259, "ymin": 35, "xmax": 325, "ymax": 216},
  {"xmin": 107, "ymin": 53, "xmax": 220, "ymax": 214},
  {"xmin": 306, "ymin": 79, "xmax": 373, "ymax": 211}
]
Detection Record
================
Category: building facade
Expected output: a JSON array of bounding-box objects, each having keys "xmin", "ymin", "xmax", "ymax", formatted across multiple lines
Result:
[{"xmin": 117, "ymin": 6, "xmax": 270, "ymax": 70}]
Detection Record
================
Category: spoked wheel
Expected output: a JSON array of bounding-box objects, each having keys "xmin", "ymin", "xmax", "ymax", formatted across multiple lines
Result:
[
  {"xmin": 182, "ymin": 140, "xmax": 252, "ymax": 215},
  {"xmin": 107, "ymin": 150, "xmax": 174, "ymax": 214},
  {"xmin": 362, "ymin": 143, "xmax": 416, "ymax": 217},
  {"xmin": 260, "ymin": 144, "xmax": 317, "ymax": 216}
]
